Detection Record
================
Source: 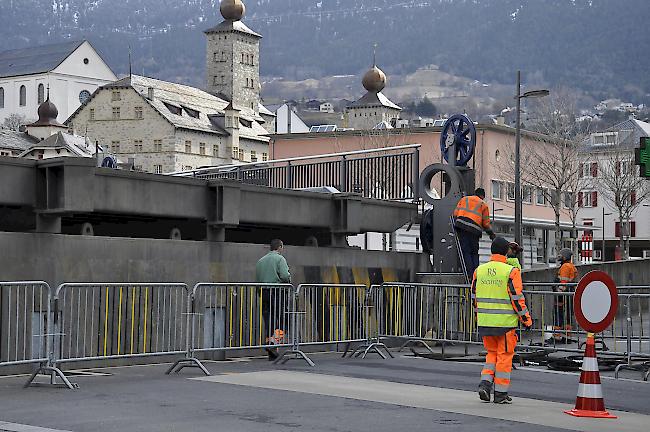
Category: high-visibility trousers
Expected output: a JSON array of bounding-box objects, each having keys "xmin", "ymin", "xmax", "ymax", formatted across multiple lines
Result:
[{"xmin": 480, "ymin": 329, "xmax": 517, "ymax": 393}]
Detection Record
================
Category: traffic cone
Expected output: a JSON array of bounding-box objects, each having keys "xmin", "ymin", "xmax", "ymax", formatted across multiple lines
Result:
[{"xmin": 564, "ymin": 334, "xmax": 617, "ymax": 418}]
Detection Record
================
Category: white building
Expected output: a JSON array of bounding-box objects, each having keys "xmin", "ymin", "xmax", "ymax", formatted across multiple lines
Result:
[
  {"xmin": 0, "ymin": 40, "xmax": 117, "ymax": 124},
  {"xmin": 275, "ymin": 104, "xmax": 310, "ymax": 134},
  {"xmin": 320, "ymin": 102, "xmax": 334, "ymax": 113},
  {"xmin": 579, "ymin": 118, "xmax": 650, "ymax": 260}
]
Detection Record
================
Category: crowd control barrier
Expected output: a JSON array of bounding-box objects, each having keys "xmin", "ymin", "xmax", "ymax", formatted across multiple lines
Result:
[
  {"xmin": 169, "ymin": 283, "xmax": 295, "ymax": 374},
  {"xmin": 0, "ymin": 281, "xmax": 69, "ymax": 388},
  {"xmin": 275, "ymin": 284, "xmax": 384, "ymax": 365},
  {"xmin": 373, "ymin": 283, "xmax": 480, "ymax": 356},
  {"xmin": 52, "ymin": 283, "xmax": 189, "ymax": 386}
]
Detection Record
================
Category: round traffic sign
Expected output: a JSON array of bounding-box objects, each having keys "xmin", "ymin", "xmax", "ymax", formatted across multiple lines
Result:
[{"xmin": 573, "ymin": 271, "xmax": 618, "ymax": 333}]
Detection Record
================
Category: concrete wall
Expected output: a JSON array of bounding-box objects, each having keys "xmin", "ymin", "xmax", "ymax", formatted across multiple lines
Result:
[
  {"xmin": 522, "ymin": 258, "xmax": 650, "ymax": 286},
  {"xmin": 0, "ymin": 232, "xmax": 430, "ymax": 288}
]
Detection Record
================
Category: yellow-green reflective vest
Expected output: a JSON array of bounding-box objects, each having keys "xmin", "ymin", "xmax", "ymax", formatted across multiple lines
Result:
[{"xmin": 475, "ymin": 261, "xmax": 518, "ymax": 328}]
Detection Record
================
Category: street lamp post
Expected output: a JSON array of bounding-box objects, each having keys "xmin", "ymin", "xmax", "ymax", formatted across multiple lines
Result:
[
  {"xmin": 514, "ymin": 70, "xmax": 549, "ymax": 268},
  {"xmin": 602, "ymin": 208, "xmax": 612, "ymax": 261}
]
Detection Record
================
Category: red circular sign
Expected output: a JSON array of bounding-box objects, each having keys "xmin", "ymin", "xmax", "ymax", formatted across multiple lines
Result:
[{"xmin": 573, "ymin": 270, "xmax": 618, "ymax": 333}]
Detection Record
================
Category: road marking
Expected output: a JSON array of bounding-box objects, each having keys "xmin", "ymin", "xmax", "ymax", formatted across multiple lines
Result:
[
  {"xmin": 0, "ymin": 422, "xmax": 72, "ymax": 432},
  {"xmin": 192, "ymin": 370, "xmax": 647, "ymax": 432}
]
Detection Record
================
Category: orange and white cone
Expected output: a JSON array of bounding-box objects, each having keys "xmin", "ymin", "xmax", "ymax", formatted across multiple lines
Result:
[{"xmin": 564, "ymin": 334, "xmax": 617, "ymax": 419}]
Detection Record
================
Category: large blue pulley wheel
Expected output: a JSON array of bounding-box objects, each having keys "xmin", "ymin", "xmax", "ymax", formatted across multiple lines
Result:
[{"xmin": 440, "ymin": 114, "xmax": 476, "ymax": 166}]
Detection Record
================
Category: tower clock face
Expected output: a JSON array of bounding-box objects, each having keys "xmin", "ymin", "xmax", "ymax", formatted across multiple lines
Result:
[{"xmin": 79, "ymin": 90, "xmax": 91, "ymax": 104}]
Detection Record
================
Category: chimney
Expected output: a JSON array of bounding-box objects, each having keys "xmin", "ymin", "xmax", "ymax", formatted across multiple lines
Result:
[
  {"xmin": 147, "ymin": 87, "xmax": 154, "ymax": 100},
  {"xmin": 496, "ymin": 115, "xmax": 505, "ymax": 126}
]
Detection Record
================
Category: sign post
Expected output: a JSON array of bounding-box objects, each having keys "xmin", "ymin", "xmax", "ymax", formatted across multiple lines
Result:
[{"xmin": 564, "ymin": 270, "xmax": 618, "ymax": 419}]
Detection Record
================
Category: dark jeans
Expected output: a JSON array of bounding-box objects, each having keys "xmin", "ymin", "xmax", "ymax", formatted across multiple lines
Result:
[
  {"xmin": 261, "ymin": 289, "xmax": 286, "ymax": 343},
  {"xmin": 457, "ymin": 230, "xmax": 480, "ymax": 279}
]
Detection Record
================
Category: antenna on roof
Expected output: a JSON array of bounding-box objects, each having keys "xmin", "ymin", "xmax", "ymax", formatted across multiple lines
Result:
[
  {"xmin": 372, "ymin": 43, "xmax": 377, "ymax": 67},
  {"xmin": 128, "ymin": 45, "xmax": 132, "ymax": 77}
]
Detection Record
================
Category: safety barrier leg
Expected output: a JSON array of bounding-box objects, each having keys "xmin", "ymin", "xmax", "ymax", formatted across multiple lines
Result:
[
  {"xmin": 274, "ymin": 291, "xmax": 315, "ymax": 367},
  {"xmin": 24, "ymin": 291, "xmax": 77, "ymax": 389},
  {"xmin": 345, "ymin": 289, "xmax": 393, "ymax": 359},
  {"xmin": 166, "ymin": 294, "xmax": 210, "ymax": 376},
  {"xmin": 613, "ymin": 296, "xmax": 650, "ymax": 380}
]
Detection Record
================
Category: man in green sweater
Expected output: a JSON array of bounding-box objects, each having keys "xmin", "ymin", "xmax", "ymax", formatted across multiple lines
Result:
[{"xmin": 256, "ymin": 239, "xmax": 291, "ymax": 360}]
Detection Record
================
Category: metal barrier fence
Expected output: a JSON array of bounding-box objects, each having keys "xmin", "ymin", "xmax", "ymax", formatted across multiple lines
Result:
[
  {"xmin": 169, "ymin": 283, "xmax": 296, "ymax": 374},
  {"xmin": 2, "ymin": 280, "xmax": 649, "ymax": 388},
  {"xmin": 374, "ymin": 282, "xmax": 650, "ymax": 379},
  {"xmin": 54, "ymin": 283, "xmax": 189, "ymax": 365}
]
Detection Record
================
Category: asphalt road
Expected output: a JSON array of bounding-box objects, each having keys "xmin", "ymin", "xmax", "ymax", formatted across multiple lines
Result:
[{"xmin": 0, "ymin": 351, "xmax": 647, "ymax": 432}]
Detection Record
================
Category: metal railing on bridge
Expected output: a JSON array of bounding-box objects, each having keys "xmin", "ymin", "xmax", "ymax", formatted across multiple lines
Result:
[{"xmin": 173, "ymin": 144, "xmax": 421, "ymax": 202}]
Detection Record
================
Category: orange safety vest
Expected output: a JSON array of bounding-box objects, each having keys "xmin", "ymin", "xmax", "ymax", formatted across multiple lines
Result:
[{"xmin": 453, "ymin": 195, "xmax": 492, "ymax": 236}]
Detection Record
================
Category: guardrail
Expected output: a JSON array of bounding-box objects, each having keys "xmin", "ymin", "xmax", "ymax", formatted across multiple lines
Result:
[{"xmin": 178, "ymin": 144, "xmax": 421, "ymax": 202}]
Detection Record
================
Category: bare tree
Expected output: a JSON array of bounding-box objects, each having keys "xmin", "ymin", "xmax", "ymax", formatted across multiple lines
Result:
[
  {"xmin": 2, "ymin": 113, "xmax": 28, "ymax": 131},
  {"xmin": 499, "ymin": 88, "xmax": 591, "ymax": 256},
  {"xmin": 591, "ymin": 141, "xmax": 650, "ymax": 259}
]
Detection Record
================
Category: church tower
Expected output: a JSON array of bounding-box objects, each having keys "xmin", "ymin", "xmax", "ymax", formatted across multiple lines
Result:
[{"xmin": 205, "ymin": 0, "xmax": 261, "ymax": 115}]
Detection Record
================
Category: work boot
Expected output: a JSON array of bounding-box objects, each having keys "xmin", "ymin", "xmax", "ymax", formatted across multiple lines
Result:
[
  {"xmin": 493, "ymin": 391, "xmax": 512, "ymax": 404},
  {"xmin": 478, "ymin": 380, "xmax": 492, "ymax": 402},
  {"xmin": 265, "ymin": 348, "xmax": 278, "ymax": 361}
]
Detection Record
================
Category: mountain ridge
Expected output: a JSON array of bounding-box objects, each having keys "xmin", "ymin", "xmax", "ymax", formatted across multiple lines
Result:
[{"xmin": 0, "ymin": 0, "xmax": 648, "ymax": 103}]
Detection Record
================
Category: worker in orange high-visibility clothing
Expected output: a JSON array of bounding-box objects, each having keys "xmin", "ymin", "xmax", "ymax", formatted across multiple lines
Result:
[
  {"xmin": 453, "ymin": 188, "xmax": 496, "ymax": 279},
  {"xmin": 546, "ymin": 248, "xmax": 578, "ymax": 344},
  {"xmin": 473, "ymin": 237, "xmax": 533, "ymax": 404}
]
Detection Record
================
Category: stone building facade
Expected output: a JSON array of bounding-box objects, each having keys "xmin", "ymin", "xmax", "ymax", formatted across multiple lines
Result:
[{"xmin": 67, "ymin": 75, "xmax": 270, "ymax": 174}]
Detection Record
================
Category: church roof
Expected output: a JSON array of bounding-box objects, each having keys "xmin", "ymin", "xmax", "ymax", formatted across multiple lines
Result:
[
  {"xmin": 348, "ymin": 91, "xmax": 401, "ymax": 111},
  {"xmin": 0, "ymin": 40, "xmax": 84, "ymax": 79},
  {"xmin": 0, "ymin": 128, "xmax": 39, "ymax": 151},
  {"xmin": 94, "ymin": 75, "xmax": 269, "ymax": 143},
  {"xmin": 204, "ymin": 20, "xmax": 262, "ymax": 38}
]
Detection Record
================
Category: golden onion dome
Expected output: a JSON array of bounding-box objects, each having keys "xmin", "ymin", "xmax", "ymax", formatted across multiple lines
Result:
[
  {"xmin": 220, "ymin": 0, "xmax": 245, "ymax": 21},
  {"xmin": 362, "ymin": 65, "xmax": 387, "ymax": 93}
]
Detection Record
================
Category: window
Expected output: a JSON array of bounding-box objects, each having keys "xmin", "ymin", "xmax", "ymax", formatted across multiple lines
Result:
[
  {"xmin": 522, "ymin": 185, "xmax": 532, "ymax": 204},
  {"xmin": 112, "ymin": 107, "xmax": 120, "ymax": 120},
  {"xmin": 185, "ymin": 140, "xmax": 192, "ymax": 153},
  {"xmin": 134, "ymin": 140, "xmax": 143, "ymax": 152},
  {"xmin": 213, "ymin": 76, "xmax": 220, "ymax": 86},
  {"xmin": 154, "ymin": 164, "xmax": 163, "ymax": 174},
  {"xmin": 262, "ymin": 152, "xmax": 268, "ymax": 162},
  {"xmin": 239, "ymin": 148, "xmax": 245, "ymax": 161},
  {"xmin": 183, "ymin": 165, "xmax": 193, "ymax": 171},
  {"xmin": 615, "ymin": 221, "xmax": 636, "ymax": 238},
  {"xmin": 506, "ymin": 182, "xmax": 515, "ymax": 201},
  {"xmin": 536, "ymin": 188, "xmax": 546, "ymax": 205},
  {"xmin": 37, "ymin": 84, "xmax": 45, "ymax": 104},
  {"xmin": 581, "ymin": 162, "xmax": 598, "ymax": 178},
  {"xmin": 251, "ymin": 78, "xmax": 254, "ymax": 88},
  {"xmin": 183, "ymin": 106, "xmax": 199, "ymax": 119},
  {"xmin": 135, "ymin": 106, "xmax": 143, "ymax": 119},
  {"xmin": 578, "ymin": 191, "xmax": 597, "ymax": 208},
  {"xmin": 250, "ymin": 150, "xmax": 257, "ymax": 162},
  {"xmin": 19, "ymin": 85, "xmax": 26, "ymax": 106},
  {"xmin": 232, "ymin": 146, "xmax": 239, "ymax": 159},
  {"xmin": 111, "ymin": 91, "xmax": 121, "ymax": 101},
  {"xmin": 213, "ymin": 144, "xmax": 219, "ymax": 156},
  {"xmin": 89, "ymin": 108, "xmax": 95, "ymax": 121},
  {"xmin": 111, "ymin": 141, "xmax": 120, "ymax": 153},
  {"xmin": 0, "ymin": 87, "xmax": 4, "ymax": 108},
  {"xmin": 199, "ymin": 142, "xmax": 206, "ymax": 155},
  {"xmin": 250, "ymin": 54, "xmax": 255, "ymax": 66},
  {"xmin": 491, "ymin": 180, "xmax": 503, "ymax": 200},
  {"xmin": 564, "ymin": 191, "xmax": 573, "ymax": 208},
  {"xmin": 153, "ymin": 139, "xmax": 162, "ymax": 152}
]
